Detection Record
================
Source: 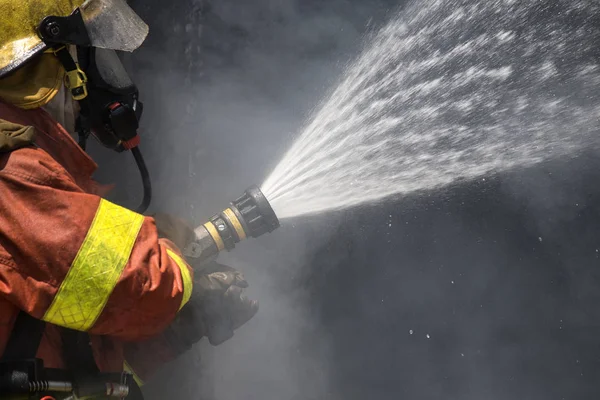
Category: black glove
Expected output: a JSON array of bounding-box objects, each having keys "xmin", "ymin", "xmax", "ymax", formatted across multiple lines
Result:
[{"xmin": 165, "ymin": 261, "xmax": 259, "ymax": 349}]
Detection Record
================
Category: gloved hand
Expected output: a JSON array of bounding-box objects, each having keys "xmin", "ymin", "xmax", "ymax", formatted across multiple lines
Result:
[
  {"xmin": 166, "ymin": 261, "xmax": 259, "ymax": 348},
  {"xmin": 123, "ymin": 262, "xmax": 259, "ymax": 382},
  {"xmin": 153, "ymin": 213, "xmax": 259, "ymax": 346},
  {"xmin": 123, "ymin": 214, "xmax": 259, "ymax": 381}
]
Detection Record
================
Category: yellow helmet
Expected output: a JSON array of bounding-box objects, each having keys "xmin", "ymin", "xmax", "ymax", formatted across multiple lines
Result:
[
  {"xmin": 0, "ymin": 0, "xmax": 148, "ymax": 108},
  {"xmin": 0, "ymin": 0, "xmax": 148, "ymax": 77},
  {"xmin": 0, "ymin": 1, "xmax": 81, "ymax": 78}
]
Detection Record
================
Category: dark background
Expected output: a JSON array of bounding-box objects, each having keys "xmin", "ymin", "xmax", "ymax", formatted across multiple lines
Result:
[{"xmin": 92, "ymin": 1, "xmax": 600, "ymax": 398}]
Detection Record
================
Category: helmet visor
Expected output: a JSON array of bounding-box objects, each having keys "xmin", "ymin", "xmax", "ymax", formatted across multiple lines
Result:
[
  {"xmin": 80, "ymin": 0, "xmax": 148, "ymax": 52},
  {"xmin": 93, "ymin": 48, "xmax": 134, "ymax": 89}
]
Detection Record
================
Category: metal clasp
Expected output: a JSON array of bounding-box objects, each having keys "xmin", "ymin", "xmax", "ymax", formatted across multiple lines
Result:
[{"xmin": 64, "ymin": 64, "xmax": 88, "ymax": 101}]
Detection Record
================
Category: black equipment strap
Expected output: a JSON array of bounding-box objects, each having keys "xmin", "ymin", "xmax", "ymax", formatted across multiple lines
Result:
[
  {"xmin": 60, "ymin": 328, "xmax": 98, "ymax": 377},
  {"xmin": 53, "ymin": 45, "xmax": 77, "ymax": 73},
  {"xmin": 52, "ymin": 45, "xmax": 91, "ymax": 150},
  {"xmin": 1, "ymin": 312, "xmax": 45, "ymax": 361}
]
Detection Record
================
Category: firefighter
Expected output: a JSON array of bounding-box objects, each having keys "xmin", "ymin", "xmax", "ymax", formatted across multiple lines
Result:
[{"xmin": 0, "ymin": 0, "xmax": 258, "ymax": 396}]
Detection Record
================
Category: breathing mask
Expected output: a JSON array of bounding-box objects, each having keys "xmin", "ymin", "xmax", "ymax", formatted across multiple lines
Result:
[
  {"xmin": 36, "ymin": 0, "xmax": 151, "ymax": 212},
  {"xmin": 75, "ymin": 46, "xmax": 143, "ymax": 151}
]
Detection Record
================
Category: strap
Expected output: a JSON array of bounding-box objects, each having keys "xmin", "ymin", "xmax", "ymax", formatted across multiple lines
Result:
[
  {"xmin": 52, "ymin": 46, "xmax": 77, "ymax": 73},
  {"xmin": 60, "ymin": 330, "xmax": 146, "ymax": 399},
  {"xmin": 52, "ymin": 46, "xmax": 88, "ymax": 102},
  {"xmin": 60, "ymin": 328, "xmax": 98, "ymax": 377},
  {"xmin": 1, "ymin": 312, "xmax": 45, "ymax": 361},
  {"xmin": 51, "ymin": 46, "xmax": 91, "ymax": 150}
]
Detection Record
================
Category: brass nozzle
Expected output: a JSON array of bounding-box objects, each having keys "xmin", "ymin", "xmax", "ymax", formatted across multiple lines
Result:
[{"xmin": 185, "ymin": 186, "xmax": 280, "ymax": 262}]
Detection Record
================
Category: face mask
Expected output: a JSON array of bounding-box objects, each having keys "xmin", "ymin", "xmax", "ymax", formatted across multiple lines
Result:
[
  {"xmin": 75, "ymin": 46, "xmax": 143, "ymax": 151},
  {"xmin": 36, "ymin": 0, "xmax": 152, "ymax": 213},
  {"xmin": 36, "ymin": 0, "xmax": 148, "ymax": 151}
]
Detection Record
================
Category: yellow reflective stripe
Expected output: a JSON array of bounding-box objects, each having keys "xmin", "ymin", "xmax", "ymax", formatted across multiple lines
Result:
[
  {"xmin": 166, "ymin": 249, "xmax": 193, "ymax": 310},
  {"xmin": 43, "ymin": 199, "xmax": 144, "ymax": 331},
  {"xmin": 123, "ymin": 360, "xmax": 145, "ymax": 387}
]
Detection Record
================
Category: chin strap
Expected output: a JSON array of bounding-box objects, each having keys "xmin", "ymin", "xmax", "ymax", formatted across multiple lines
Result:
[
  {"xmin": 51, "ymin": 45, "xmax": 92, "ymax": 150},
  {"xmin": 51, "ymin": 46, "xmax": 88, "ymax": 101}
]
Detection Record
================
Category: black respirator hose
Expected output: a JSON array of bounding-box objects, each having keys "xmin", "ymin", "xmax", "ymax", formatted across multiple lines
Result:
[{"xmin": 131, "ymin": 147, "xmax": 152, "ymax": 214}]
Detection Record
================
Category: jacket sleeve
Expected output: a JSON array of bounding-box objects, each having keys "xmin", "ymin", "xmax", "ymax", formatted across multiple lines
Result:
[{"xmin": 0, "ymin": 147, "xmax": 193, "ymax": 341}]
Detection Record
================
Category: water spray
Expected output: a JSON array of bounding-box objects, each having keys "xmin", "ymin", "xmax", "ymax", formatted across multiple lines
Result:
[
  {"xmin": 259, "ymin": 0, "xmax": 600, "ymax": 220},
  {"xmin": 184, "ymin": 186, "xmax": 280, "ymax": 263}
]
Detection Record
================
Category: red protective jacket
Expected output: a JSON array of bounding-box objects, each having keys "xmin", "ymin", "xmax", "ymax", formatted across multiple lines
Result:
[{"xmin": 0, "ymin": 101, "xmax": 193, "ymax": 381}]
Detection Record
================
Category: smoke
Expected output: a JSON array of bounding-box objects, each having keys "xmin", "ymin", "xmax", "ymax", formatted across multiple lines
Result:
[
  {"xmin": 88, "ymin": 0, "xmax": 600, "ymax": 398},
  {"xmin": 304, "ymin": 158, "xmax": 600, "ymax": 399},
  {"xmin": 83, "ymin": 0, "xmax": 400, "ymax": 399}
]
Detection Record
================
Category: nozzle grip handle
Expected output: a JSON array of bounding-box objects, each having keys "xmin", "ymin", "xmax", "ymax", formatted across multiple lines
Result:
[{"xmin": 183, "ymin": 225, "xmax": 221, "ymax": 266}]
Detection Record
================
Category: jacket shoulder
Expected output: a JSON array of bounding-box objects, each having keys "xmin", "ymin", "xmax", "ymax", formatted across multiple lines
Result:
[{"xmin": 0, "ymin": 146, "xmax": 62, "ymax": 186}]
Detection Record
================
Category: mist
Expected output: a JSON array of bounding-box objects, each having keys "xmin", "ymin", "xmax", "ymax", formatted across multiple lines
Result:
[
  {"xmin": 87, "ymin": 0, "xmax": 600, "ymax": 399},
  {"xmin": 89, "ymin": 0, "xmax": 400, "ymax": 398}
]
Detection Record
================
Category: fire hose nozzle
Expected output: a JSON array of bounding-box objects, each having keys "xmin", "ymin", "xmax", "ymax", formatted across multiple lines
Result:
[{"xmin": 185, "ymin": 186, "xmax": 279, "ymax": 263}]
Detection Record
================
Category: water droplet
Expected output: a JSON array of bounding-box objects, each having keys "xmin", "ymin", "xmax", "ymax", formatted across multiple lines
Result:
[{"xmin": 258, "ymin": 1, "xmax": 600, "ymax": 220}]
